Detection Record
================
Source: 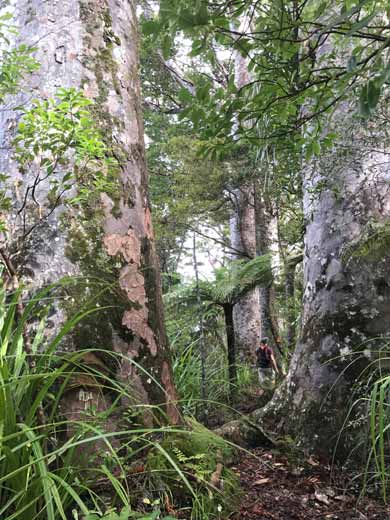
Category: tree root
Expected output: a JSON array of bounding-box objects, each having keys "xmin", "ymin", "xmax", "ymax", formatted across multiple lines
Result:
[{"xmin": 214, "ymin": 415, "xmax": 275, "ymax": 449}]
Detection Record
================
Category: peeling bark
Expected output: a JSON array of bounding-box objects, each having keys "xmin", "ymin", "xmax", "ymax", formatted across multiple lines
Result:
[{"xmin": 0, "ymin": 0, "xmax": 179, "ymax": 426}]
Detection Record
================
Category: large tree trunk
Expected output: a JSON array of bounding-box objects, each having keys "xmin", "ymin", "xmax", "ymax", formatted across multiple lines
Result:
[
  {"xmin": 0, "ymin": 0, "xmax": 179, "ymax": 426},
  {"xmin": 261, "ymin": 105, "xmax": 390, "ymax": 459}
]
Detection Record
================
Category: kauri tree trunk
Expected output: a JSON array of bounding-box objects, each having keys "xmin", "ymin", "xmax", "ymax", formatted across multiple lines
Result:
[
  {"xmin": 284, "ymin": 254, "xmax": 303, "ymax": 351},
  {"xmin": 229, "ymin": 187, "xmax": 261, "ymax": 361},
  {"xmin": 261, "ymin": 103, "xmax": 390, "ymax": 459},
  {"xmin": 229, "ymin": 29, "xmax": 262, "ymax": 363},
  {"xmin": 0, "ymin": 0, "xmax": 179, "ymax": 426}
]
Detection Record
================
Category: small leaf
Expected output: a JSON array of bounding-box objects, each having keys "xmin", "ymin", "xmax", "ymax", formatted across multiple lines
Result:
[
  {"xmin": 254, "ymin": 477, "xmax": 270, "ymax": 485},
  {"xmin": 178, "ymin": 87, "xmax": 193, "ymax": 103}
]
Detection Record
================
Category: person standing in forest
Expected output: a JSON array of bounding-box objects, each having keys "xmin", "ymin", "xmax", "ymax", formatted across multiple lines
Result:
[{"xmin": 256, "ymin": 338, "xmax": 279, "ymax": 387}]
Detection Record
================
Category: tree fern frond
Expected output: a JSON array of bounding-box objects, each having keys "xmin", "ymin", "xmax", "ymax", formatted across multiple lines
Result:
[{"xmin": 164, "ymin": 254, "xmax": 273, "ymax": 307}]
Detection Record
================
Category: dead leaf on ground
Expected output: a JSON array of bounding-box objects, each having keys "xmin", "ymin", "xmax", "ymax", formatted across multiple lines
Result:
[
  {"xmin": 307, "ymin": 456, "xmax": 320, "ymax": 466},
  {"xmin": 254, "ymin": 478, "xmax": 270, "ymax": 485},
  {"xmin": 315, "ymin": 490, "xmax": 330, "ymax": 506}
]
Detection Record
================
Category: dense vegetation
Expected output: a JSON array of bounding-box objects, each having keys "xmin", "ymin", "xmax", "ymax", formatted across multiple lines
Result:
[{"xmin": 0, "ymin": 1, "xmax": 389, "ymax": 519}]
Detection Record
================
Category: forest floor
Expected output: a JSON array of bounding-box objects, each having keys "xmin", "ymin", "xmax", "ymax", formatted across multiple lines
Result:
[
  {"xmin": 220, "ymin": 386, "xmax": 390, "ymax": 519},
  {"xmin": 230, "ymin": 446, "xmax": 390, "ymax": 520}
]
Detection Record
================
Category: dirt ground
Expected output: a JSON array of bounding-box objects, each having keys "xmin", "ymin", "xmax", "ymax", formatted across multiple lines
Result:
[{"xmin": 230, "ymin": 447, "xmax": 390, "ymax": 520}]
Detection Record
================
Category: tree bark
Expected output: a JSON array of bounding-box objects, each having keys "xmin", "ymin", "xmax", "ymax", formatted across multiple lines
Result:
[
  {"xmin": 229, "ymin": 187, "xmax": 261, "ymax": 361},
  {"xmin": 261, "ymin": 105, "xmax": 390, "ymax": 459},
  {"xmin": 254, "ymin": 183, "xmax": 276, "ymax": 343},
  {"xmin": 229, "ymin": 25, "xmax": 262, "ymax": 363},
  {"xmin": 0, "ymin": 0, "xmax": 179, "ymax": 426}
]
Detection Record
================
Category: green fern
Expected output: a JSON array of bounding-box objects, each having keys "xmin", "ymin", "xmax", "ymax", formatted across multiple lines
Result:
[
  {"xmin": 171, "ymin": 447, "xmax": 209, "ymax": 481},
  {"xmin": 165, "ymin": 254, "xmax": 272, "ymax": 307}
]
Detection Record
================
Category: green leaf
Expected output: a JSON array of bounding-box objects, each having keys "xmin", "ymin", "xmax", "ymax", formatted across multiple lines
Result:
[
  {"xmin": 178, "ymin": 87, "xmax": 193, "ymax": 103},
  {"xmin": 359, "ymin": 80, "xmax": 381, "ymax": 117},
  {"xmin": 142, "ymin": 19, "xmax": 161, "ymax": 36},
  {"xmin": 346, "ymin": 11, "xmax": 376, "ymax": 36},
  {"xmin": 161, "ymin": 33, "xmax": 171, "ymax": 60}
]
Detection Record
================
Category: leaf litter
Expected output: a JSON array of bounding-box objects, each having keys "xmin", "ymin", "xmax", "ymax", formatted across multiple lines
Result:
[{"xmin": 230, "ymin": 448, "xmax": 390, "ymax": 520}]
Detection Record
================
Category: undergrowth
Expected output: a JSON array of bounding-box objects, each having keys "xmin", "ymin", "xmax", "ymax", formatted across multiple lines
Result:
[
  {"xmin": 328, "ymin": 343, "xmax": 390, "ymax": 503},
  {"xmin": 0, "ymin": 277, "xmax": 241, "ymax": 519}
]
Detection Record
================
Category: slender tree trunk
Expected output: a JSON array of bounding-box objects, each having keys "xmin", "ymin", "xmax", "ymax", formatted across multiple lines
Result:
[
  {"xmin": 192, "ymin": 232, "xmax": 207, "ymax": 419},
  {"xmin": 0, "ymin": 0, "xmax": 179, "ymax": 426},
  {"xmin": 254, "ymin": 182, "xmax": 276, "ymax": 343},
  {"xmin": 223, "ymin": 302, "xmax": 237, "ymax": 401}
]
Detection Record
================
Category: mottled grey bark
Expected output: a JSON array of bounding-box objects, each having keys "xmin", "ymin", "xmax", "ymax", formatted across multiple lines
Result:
[
  {"xmin": 0, "ymin": 0, "xmax": 81, "ymax": 300},
  {"xmin": 260, "ymin": 104, "xmax": 390, "ymax": 459},
  {"xmin": 0, "ymin": 0, "xmax": 179, "ymax": 426}
]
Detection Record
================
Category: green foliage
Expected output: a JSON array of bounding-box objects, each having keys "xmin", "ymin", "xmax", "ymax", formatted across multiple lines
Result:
[
  {"xmin": 201, "ymin": 254, "xmax": 273, "ymax": 305},
  {"xmin": 147, "ymin": 131, "xmax": 230, "ymax": 284},
  {"xmin": 146, "ymin": 419, "xmax": 240, "ymax": 519},
  {"xmin": 13, "ymin": 87, "xmax": 117, "ymax": 208},
  {"xmin": 83, "ymin": 506, "xmax": 176, "ymax": 519},
  {"xmin": 0, "ymin": 275, "xmax": 241, "ymax": 519},
  {"xmin": 0, "ymin": 12, "xmax": 39, "ymax": 103},
  {"xmin": 143, "ymin": 0, "xmax": 390, "ymax": 156},
  {"xmin": 165, "ymin": 256, "xmax": 271, "ymax": 416},
  {"xmin": 165, "ymin": 255, "xmax": 272, "ymax": 311},
  {"xmin": 166, "ymin": 291, "xmax": 233, "ymax": 416},
  {"xmin": 0, "ymin": 280, "xmax": 115, "ymax": 520},
  {"xmin": 367, "ymin": 374, "xmax": 390, "ymax": 502}
]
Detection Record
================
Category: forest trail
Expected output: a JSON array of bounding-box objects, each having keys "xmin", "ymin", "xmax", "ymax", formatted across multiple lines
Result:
[{"xmin": 230, "ymin": 447, "xmax": 390, "ymax": 520}]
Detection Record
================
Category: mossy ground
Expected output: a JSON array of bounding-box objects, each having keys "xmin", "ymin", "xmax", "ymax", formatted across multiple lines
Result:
[{"xmin": 145, "ymin": 419, "xmax": 241, "ymax": 519}]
